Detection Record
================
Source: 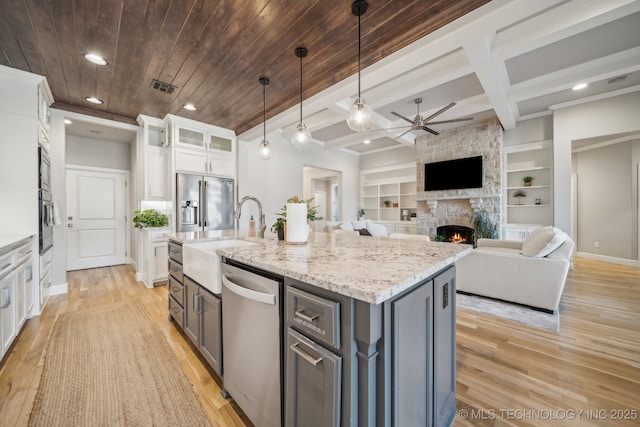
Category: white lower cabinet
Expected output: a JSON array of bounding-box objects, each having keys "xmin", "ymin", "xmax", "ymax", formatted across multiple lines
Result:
[
  {"xmin": 142, "ymin": 228, "xmax": 169, "ymax": 288},
  {"xmin": 1, "ymin": 271, "xmax": 16, "ymax": 359}
]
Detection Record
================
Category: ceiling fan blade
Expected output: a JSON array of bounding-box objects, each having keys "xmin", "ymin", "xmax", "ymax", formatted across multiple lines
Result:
[
  {"xmin": 422, "ymin": 126, "xmax": 439, "ymax": 136},
  {"xmin": 391, "ymin": 111, "xmax": 415, "ymax": 125},
  {"xmin": 423, "ymin": 102, "xmax": 456, "ymax": 122},
  {"xmin": 367, "ymin": 125, "xmax": 411, "ymax": 132},
  {"xmin": 395, "ymin": 128, "xmax": 414, "ymax": 140},
  {"xmin": 426, "ymin": 117, "xmax": 474, "ymax": 125}
]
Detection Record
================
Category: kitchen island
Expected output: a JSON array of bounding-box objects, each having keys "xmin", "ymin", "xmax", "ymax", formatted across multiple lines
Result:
[{"xmin": 167, "ymin": 230, "xmax": 471, "ymax": 427}]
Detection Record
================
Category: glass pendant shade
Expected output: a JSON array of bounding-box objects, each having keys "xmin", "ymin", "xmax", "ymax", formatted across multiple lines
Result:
[
  {"xmin": 346, "ymin": 0, "xmax": 372, "ymax": 132},
  {"xmin": 257, "ymin": 77, "xmax": 272, "ymax": 160},
  {"xmin": 347, "ymin": 97, "xmax": 373, "ymax": 131},
  {"xmin": 291, "ymin": 122, "xmax": 312, "ymax": 149},
  {"xmin": 291, "ymin": 47, "xmax": 311, "ymax": 149},
  {"xmin": 257, "ymin": 139, "xmax": 272, "ymax": 160}
]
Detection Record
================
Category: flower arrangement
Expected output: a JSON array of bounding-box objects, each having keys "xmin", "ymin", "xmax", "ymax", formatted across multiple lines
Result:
[
  {"xmin": 513, "ymin": 190, "xmax": 527, "ymax": 205},
  {"xmin": 133, "ymin": 209, "xmax": 168, "ymax": 229}
]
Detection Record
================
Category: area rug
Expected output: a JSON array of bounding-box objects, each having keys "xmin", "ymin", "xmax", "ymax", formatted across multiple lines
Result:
[
  {"xmin": 456, "ymin": 292, "xmax": 559, "ymax": 332},
  {"xmin": 29, "ymin": 299, "xmax": 212, "ymax": 427}
]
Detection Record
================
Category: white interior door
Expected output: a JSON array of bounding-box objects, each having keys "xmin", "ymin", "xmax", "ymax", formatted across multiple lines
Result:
[{"xmin": 66, "ymin": 168, "xmax": 127, "ymax": 270}]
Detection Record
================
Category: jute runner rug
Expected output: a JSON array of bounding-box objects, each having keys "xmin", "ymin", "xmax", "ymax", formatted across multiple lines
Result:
[{"xmin": 29, "ymin": 299, "xmax": 212, "ymax": 426}]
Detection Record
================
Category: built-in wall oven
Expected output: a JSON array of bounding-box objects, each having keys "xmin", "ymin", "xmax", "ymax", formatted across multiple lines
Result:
[
  {"xmin": 38, "ymin": 146, "xmax": 51, "ymax": 193},
  {"xmin": 39, "ymin": 189, "xmax": 53, "ymax": 254}
]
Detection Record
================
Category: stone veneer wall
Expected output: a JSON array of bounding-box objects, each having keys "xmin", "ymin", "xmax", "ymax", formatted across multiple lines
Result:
[{"xmin": 415, "ymin": 119, "xmax": 503, "ymax": 238}]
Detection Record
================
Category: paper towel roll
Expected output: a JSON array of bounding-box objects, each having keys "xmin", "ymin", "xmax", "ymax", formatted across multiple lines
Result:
[{"xmin": 286, "ymin": 203, "xmax": 308, "ymax": 243}]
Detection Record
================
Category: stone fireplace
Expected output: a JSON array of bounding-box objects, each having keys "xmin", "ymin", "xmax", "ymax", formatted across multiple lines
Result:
[{"xmin": 415, "ymin": 119, "xmax": 502, "ymax": 239}]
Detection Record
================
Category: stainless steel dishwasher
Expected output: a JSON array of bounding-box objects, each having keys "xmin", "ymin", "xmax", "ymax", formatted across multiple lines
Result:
[{"xmin": 221, "ymin": 262, "xmax": 283, "ymax": 427}]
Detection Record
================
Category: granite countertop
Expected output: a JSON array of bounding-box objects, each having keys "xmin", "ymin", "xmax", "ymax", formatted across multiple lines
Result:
[
  {"xmin": 0, "ymin": 234, "xmax": 35, "ymax": 255},
  {"xmin": 169, "ymin": 230, "xmax": 472, "ymax": 305}
]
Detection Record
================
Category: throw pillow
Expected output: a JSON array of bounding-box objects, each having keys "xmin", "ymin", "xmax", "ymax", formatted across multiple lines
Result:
[
  {"xmin": 356, "ymin": 228, "xmax": 372, "ymax": 236},
  {"xmin": 521, "ymin": 227, "xmax": 567, "ymax": 257},
  {"xmin": 351, "ymin": 220, "xmax": 367, "ymax": 230},
  {"xmin": 365, "ymin": 220, "xmax": 389, "ymax": 237},
  {"xmin": 339, "ymin": 222, "xmax": 354, "ymax": 231}
]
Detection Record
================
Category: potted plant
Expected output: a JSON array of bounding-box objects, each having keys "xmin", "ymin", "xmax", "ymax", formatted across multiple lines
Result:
[
  {"xmin": 470, "ymin": 206, "xmax": 498, "ymax": 247},
  {"xmin": 133, "ymin": 209, "xmax": 168, "ymax": 229},
  {"xmin": 357, "ymin": 208, "xmax": 366, "ymax": 220},
  {"xmin": 513, "ymin": 190, "xmax": 526, "ymax": 205},
  {"xmin": 523, "ymin": 176, "xmax": 534, "ymax": 187},
  {"xmin": 383, "ymin": 200, "xmax": 391, "ymax": 207},
  {"xmin": 271, "ymin": 196, "xmax": 323, "ymax": 240}
]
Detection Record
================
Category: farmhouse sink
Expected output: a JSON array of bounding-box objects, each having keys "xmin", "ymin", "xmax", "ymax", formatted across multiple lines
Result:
[{"xmin": 182, "ymin": 239, "xmax": 257, "ymax": 294}]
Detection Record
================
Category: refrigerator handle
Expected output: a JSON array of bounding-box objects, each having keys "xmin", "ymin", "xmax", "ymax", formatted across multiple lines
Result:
[
  {"xmin": 198, "ymin": 180, "xmax": 203, "ymax": 227},
  {"xmin": 202, "ymin": 180, "xmax": 208, "ymax": 227}
]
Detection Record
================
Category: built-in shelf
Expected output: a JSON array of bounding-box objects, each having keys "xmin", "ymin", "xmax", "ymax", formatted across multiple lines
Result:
[
  {"xmin": 361, "ymin": 162, "xmax": 417, "ymax": 222},
  {"xmin": 503, "ymin": 140, "xmax": 553, "ymax": 231}
]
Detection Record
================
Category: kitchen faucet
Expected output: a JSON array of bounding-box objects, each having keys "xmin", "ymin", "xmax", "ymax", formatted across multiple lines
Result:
[{"xmin": 235, "ymin": 196, "xmax": 266, "ymax": 238}]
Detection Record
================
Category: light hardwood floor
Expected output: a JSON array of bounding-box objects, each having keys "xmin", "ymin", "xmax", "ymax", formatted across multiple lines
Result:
[{"xmin": 1, "ymin": 257, "xmax": 638, "ymax": 426}]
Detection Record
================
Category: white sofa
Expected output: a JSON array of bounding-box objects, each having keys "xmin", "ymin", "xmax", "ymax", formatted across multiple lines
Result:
[{"xmin": 456, "ymin": 227, "xmax": 574, "ymax": 313}]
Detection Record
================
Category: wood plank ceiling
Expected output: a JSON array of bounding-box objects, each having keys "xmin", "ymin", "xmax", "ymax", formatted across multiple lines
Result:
[{"xmin": 0, "ymin": 0, "xmax": 489, "ymax": 134}]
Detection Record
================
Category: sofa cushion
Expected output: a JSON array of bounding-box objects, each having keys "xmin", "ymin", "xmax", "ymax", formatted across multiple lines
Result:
[
  {"xmin": 339, "ymin": 222, "xmax": 354, "ymax": 231},
  {"xmin": 521, "ymin": 227, "xmax": 567, "ymax": 257},
  {"xmin": 365, "ymin": 220, "xmax": 388, "ymax": 237},
  {"xmin": 351, "ymin": 220, "xmax": 367, "ymax": 230},
  {"xmin": 356, "ymin": 228, "xmax": 372, "ymax": 236},
  {"xmin": 324, "ymin": 221, "xmax": 343, "ymax": 233}
]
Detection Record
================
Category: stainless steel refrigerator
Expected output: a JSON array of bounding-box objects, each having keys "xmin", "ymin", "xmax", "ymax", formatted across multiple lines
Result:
[{"xmin": 176, "ymin": 173, "xmax": 235, "ymax": 232}]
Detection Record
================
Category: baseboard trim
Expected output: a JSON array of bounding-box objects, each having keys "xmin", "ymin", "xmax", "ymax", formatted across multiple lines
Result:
[
  {"xmin": 51, "ymin": 282, "xmax": 68, "ymax": 295},
  {"xmin": 575, "ymin": 252, "xmax": 640, "ymax": 267}
]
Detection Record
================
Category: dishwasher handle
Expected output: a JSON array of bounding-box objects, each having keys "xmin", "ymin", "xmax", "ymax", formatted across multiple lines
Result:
[{"xmin": 222, "ymin": 275, "xmax": 276, "ymax": 305}]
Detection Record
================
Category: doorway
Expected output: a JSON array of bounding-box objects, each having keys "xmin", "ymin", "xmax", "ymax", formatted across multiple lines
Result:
[
  {"xmin": 66, "ymin": 166, "xmax": 129, "ymax": 270},
  {"xmin": 303, "ymin": 166, "xmax": 342, "ymax": 222}
]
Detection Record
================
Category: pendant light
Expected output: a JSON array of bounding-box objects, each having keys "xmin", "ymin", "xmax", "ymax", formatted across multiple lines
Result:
[
  {"xmin": 257, "ymin": 77, "xmax": 273, "ymax": 160},
  {"xmin": 291, "ymin": 47, "xmax": 312, "ymax": 149},
  {"xmin": 346, "ymin": 0, "xmax": 373, "ymax": 132}
]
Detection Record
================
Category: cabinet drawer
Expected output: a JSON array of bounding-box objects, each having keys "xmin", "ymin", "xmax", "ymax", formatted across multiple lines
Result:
[
  {"xmin": 169, "ymin": 295, "xmax": 184, "ymax": 329},
  {"xmin": 168, "ymin": 241, "xmax": 183, "ymax": 263},
  {"xmin": 168, "ymin": 259, "xmax": 183, "ymax": 283},
  {"xmin": 168, "ymin": 275, "xmax": 184, "ymax": 306},
  {"xmin": 286, "ymin": 286, "xmax": 340, "ymax": 349}
]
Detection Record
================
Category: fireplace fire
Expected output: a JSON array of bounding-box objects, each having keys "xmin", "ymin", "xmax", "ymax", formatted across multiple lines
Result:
[{"xmin": 437, "ymin": 225, "xmax": 474, "ymax": 244}]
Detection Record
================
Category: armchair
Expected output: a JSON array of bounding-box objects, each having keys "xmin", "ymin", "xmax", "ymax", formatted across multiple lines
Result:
[{"xmin": 456, "ymin": 228, "xmax": 574, "ymax": 313}]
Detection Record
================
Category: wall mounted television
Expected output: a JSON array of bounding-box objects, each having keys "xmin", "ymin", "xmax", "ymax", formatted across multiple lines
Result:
[{"xmin": 424, "ymin": 155, "xmax": 483, "ymax": 191}]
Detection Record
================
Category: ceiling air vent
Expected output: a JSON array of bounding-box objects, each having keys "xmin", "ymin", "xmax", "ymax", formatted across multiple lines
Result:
[
  {"xmin": 150, "ymin": 79, "xmax": 177, "ymax": 94},
  {"xmin": 607, "ymin": 75, "xmax": 628, "ymax": 84}
]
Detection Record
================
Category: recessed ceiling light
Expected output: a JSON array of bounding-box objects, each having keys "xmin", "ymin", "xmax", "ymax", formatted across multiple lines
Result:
[
  {"xmin": 84, "ymin": 53, "xmax": 107, "ymax": 66},
  {"xmin": 364, "ymin": 139, "xmax": 370, "ymax": 144},
  {"xmin": 64, "ymin": 119, "xmax": 72, "ymax": 125},
  {"xmin": 183, "ymin": 103, "xmax": 196, "ymax": 111},
  {"xmin": 85, "ymin": 96, "xmax": 103, "ymax": 105},
  {"xmin": 572, "ymin": 83, "xmax": 588, "ymax": 91}
]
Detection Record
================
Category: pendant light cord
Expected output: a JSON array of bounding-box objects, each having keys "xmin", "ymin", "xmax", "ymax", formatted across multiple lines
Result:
[
  {"xmin": 263, "ymin": 82, "xmax": 266, "ymax": 139},
  {"xmin": 299, "ymin": 54, "xmax": 303, "ymax": 124},
  {"xmin": 357, "ymin": 12, "xmax": 361, "ymax": 97}
]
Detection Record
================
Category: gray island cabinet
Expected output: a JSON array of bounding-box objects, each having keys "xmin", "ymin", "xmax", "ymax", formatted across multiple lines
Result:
[
  {"xmin": 283, "ymin": 264, "xmax": 456, "ymax": 427},
  {"xmin": 167, "ymin": 230, "xmax": 471, "ymax": 427}
]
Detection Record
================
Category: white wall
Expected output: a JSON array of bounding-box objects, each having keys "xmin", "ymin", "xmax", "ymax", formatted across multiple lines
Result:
[
  {"xmin": 238, "ymin": 131, "xmax": 360, "ymax": 235},
  {"xmin": 360, "ymin": 146, "xmax": 416, "ymax": 170},
  {"xmin": 574, "ymin": 140, "xmax": 638, "ymax": 260},
  {"xmin": 66, "ymin": 135, "xmax": 131, "ymax": 170},
  {"xmin": 553, "ymin": 91, "xmax": 640, "ymax": 234},
  {"xmin": 503, "ymin": 115, "xmax": 553, "ymax": 147},
  {"xmin": 50, "ymin": 110, "xmax": 67, "ymax": 289}
]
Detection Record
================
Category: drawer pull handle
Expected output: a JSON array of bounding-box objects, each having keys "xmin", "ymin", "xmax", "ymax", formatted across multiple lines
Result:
[
  {"xmin": 290, "ymin": 342, "xmax": 322, "ymax": 366},
  {"xmin": 295, "ymin": 309, "xmax": 318, "ymax": 322}
]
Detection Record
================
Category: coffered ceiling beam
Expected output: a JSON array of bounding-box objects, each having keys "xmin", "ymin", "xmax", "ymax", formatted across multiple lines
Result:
[{"xmin": 463, "ymin": 35, "xmax": 517, "ymax": 129}]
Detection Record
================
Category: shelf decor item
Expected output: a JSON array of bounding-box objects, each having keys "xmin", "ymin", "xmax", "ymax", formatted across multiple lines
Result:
[
  {"xmin": 271, "ymin": 195, "xmax": 322, "ymax": 240},
  {"xmin": 383, "ymin": 200, "xmax": 391, "ymax": 207},
  {"xmin": 513, "ymin": 190, "xmax": 526, "ymax": 205},
  {"xmin": 523, "ymin": 176, "xmax": 534, "ymax": 187},
  {"xmin": 357, "ymin": 208, "xmax": 366, "ymax": 220}
]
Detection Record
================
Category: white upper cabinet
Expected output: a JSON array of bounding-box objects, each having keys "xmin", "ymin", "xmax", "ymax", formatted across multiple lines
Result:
[
  {"xmin": 37, "ymin": 81, "xmax": 53, "ymax": 132},
  {"xmin": 137, "ymin": 115, "xmax": 169, "ymax": 201},
  {"xmin": 165, "ymin": 114, "xmax": 236, "ymax": 178}
]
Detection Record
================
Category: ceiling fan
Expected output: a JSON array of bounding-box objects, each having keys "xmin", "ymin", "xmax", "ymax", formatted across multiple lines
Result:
[{"xmin": 388, "ymin": 97, "xmax": 473, "ymax": 137}]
